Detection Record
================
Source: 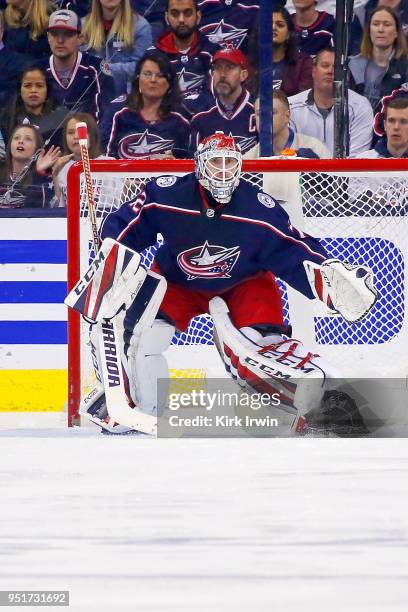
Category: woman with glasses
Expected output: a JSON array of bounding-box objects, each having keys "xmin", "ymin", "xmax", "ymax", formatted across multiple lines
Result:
[{"xmin": 104, "ymin": 49, "xmax": 190, "ymax": 159}]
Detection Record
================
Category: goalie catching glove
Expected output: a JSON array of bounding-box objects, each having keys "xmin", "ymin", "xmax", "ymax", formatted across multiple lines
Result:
[{"xmin": 304, "ymin": 258, "xmax": 377, "ymax": 323}]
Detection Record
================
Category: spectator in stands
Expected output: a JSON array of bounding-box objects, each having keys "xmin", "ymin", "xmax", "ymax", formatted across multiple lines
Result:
[
  {"xmin": 81, "ymin": 0, "xmax": 152, "ymax": 96},
  {"xmin": 104, "ymin": 49, "xmax": 190, "ymax": 158},
  {"xmin": 245, "ymin": 89, "xmax": 329, "ymax": 223},
  {"xmin": 270, "ymin": 6, "xmax": 313, "ymax": 97},
  {"xmin": 0, "ymin": 123, "xmax": 59, "ymax": 208},
  {"xmin": 41, "ymin": 8, "xmax": 116, "ymax": 119},
  {"xmin": 291, "ymin": 0, "xmax": 335, "ymax": 56},
  {"xmin": 189, "ymin": 48, "xmax": 257, "ymax": 154},
  {"xmin": 349, "ymin": 6, "xmax": 408, "ymax": 112},
  {"xmin": 197, "ymin": 0, "xmax": 259, "ymax": 59},
  {"xmin": 289, "ymin": 48, "xmax": 374, "ymax": 156},
  {"xmin": 349, "ymin": 0, "xmax": 408, "ymax": 56},
  {"xmin": 153, "ymin": 0, "xmax": 217, "ymax": 117},
  {"xmin": 0, "ymin": 65, "xmax": 70, "ymax": 160},
  {"xmin": 360, "ymin": 97, "xmax": 408, "ymax": 157},
  {"xmin": 4, "ymin": 0, "xmax": 53, "ymax": 61},
  {"xmin": 0, "ymin": 9, "xmax": 28, "ymax": 108},
  {"xmin": 245, "ymin": 90, "xmax": 330, "ymax": 158},
  {"xmin": 52, "ymin": 112, "xmax": 112, "ymax": 206}
]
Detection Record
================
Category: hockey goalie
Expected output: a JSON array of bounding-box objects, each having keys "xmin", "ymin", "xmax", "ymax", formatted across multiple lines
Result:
[{"xmin": 66, "ymin": 132, "xmax": 377, "ymax": 436}]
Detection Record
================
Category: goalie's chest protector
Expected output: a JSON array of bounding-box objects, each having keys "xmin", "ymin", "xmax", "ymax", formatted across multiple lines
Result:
[
  {"xmin": 101, "ymin": 173, "xmax": 327, "ymax": 296},
  {"xmin": 152, "ymin": 175, "xmax": 264, "ymax": 288}
]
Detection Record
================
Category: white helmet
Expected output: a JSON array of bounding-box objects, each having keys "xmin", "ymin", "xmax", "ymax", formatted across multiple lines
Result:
[{"xmin": 195, "ymin": 131, "xmax": 242, "ymax": 204}]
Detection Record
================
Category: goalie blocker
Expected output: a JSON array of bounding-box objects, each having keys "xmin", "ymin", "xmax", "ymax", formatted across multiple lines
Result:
[{"xmin": 66, "ymin": 238, "xmax": 147, "ymax": 323}]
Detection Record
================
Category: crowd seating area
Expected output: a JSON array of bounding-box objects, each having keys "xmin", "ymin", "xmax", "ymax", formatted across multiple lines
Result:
[{"xmin": 0, "ymin": 0, "xmax": 407, "ymax": 209}]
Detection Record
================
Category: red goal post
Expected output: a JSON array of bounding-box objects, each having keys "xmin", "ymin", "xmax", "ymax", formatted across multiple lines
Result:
[{"xmin": 67, "ymin": 158, "xmax": 408, "ymax": 426}]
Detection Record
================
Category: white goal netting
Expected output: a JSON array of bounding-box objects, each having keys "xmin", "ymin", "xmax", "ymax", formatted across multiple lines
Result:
[{"xmin": 67, "ymin": 159, "xmax": 408, "ymax": 415}]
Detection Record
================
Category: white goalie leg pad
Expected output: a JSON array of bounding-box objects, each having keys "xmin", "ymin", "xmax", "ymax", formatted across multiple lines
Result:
[
  {"xmin": 78, "ymin": 270, "xmax": 167, "ymax": 434},
  {"xmin": 98, "ymin": 270, "xmax": 167, "ymax": 432},
  {"xmin": 79, "ymin": 318, "xmax": 139, "ymax": 434},
  {"xmin": 209, "ymin": 297, "xmax": 339, "ymax": 418},
  {"xmin": 126, "ymin": 318, "xmax": 175, "ymax": 415},
  {"xmin": 79, "ymin": 317, "xmax": 158, "ymax": 434}
]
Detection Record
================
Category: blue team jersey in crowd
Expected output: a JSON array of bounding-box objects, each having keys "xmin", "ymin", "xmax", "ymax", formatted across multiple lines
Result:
[
  {"xmin": 198, "ymin": 0, "xmax": 259, "ymax": 54},
  {"xmin": 105, "ymin": 103, "xmax": 191, "ymax": 159},
  {"xmin": 292, "ymin": 11, "xmax": 335, "ymax": 57},
  {"xmin": 40, "ymin": 51, "xmax": 115, "ymax": 120},
  {"xmin": 101, "ymin": 173, "xmax": 327, "ymax": 297},
  {"xmin": 155, "ymin": 31, "xmax": 217, "ymax": 100},
  {"xmin": 190, "ymin": 89, "xmax": 258, "ymax": 154}
]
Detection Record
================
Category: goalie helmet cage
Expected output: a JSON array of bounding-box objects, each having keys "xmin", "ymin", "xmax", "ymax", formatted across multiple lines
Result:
[{"xmin": 67, "ymin": 158, "xmax": 408, "ymax": 426}]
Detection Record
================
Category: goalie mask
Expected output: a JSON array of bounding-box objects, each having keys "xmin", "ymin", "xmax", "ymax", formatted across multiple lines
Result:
[{"xmin": 195, "ymin": 132, "xmax": 242, "ymax": 204}]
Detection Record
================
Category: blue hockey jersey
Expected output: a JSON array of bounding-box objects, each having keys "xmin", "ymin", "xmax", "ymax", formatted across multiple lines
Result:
[
  {"xmin": 190, "ymin": 89, "xmax": 258, "ymax": 153},
  {"xmin": 40, "ymin": 51, "xmax": 116, "ymax": 120},
  {"xmin": 101, "ymin": 172, "xmax": 327, "ymax": 298},
  {"xmin": 198, "ymin": 0, "xmax": 259, "ymax": 55},
  {"xmin": 154, "ymin": 30, "xmax": 217, "ymax": 117},
  {"xmin": 105, "ymin": 104, "xmax": 191, "ymax": 159},
  {"xmin": 291, "ymin": 11, "xmax": 335, "ymax": 57}
]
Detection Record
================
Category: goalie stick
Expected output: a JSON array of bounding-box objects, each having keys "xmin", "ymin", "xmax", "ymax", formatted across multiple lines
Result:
[
  {"xmin": 74, "ymin": 122, "xmax": 157, "ymax": 434},
  {"xmin": 76, "ymin": 122, "xmax": 99, "ymax": 255}
]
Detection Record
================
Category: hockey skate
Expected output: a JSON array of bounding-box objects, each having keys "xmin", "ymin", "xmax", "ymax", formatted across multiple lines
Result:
[
  {"xmin": 81, "ymin": 389, "xmax": 145, "ymax": 436},
  {"xmin": 295, "ymin": 390, "xmax": 370, "ymax": 437}
]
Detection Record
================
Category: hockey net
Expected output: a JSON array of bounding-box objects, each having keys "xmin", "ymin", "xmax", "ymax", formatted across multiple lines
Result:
[{"xmin": 67, "ymin": 159, "xmax": 408, "ymax": 425}]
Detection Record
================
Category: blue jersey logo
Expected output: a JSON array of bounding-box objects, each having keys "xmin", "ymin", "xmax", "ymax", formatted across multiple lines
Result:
[{"xmin": 177, "ymin": 240, "xmax": 240, "ymax": 280}]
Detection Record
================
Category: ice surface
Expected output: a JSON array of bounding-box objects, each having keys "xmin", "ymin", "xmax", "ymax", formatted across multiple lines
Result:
[{"xmin": 0, "ymin": 429, "xmax": 407, "ymax": 611}]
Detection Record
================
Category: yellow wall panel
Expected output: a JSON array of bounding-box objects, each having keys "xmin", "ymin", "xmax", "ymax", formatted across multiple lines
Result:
[{"xmin": 0, "ymin": 371, "xmax": 67, "ymax": 412}]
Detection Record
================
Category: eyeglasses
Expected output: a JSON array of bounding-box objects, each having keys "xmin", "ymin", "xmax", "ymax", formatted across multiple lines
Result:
[{"xmin": 140, "ymin": 71, "xmax": 167, "ymax": 81}]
